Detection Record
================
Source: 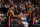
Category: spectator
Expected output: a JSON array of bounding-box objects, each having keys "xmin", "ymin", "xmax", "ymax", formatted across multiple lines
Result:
[
  {"xmin": 0, "ymin": 3, "xmax": 2, "ymax": 8},
  {"xmin": 11, "ymin": 18, "xmax": 14, "ymax": 24},
  {"xmin": 0, "ymin": 17, "xmax": 2, "ymax": 25}
]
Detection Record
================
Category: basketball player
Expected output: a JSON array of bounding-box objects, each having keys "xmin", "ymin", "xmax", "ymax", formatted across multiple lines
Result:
[{"xmin": 8, "ymin": 5, "xmax": 22, "ymax": 18}]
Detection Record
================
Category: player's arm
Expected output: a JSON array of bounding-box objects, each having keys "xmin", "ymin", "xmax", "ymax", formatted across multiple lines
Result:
[{"xmin": 10, "ymin": 10, "xmax": 20, "ymax": 17}]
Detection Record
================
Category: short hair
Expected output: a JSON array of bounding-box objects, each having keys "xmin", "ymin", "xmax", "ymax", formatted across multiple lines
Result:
[{"xmin": 10, "ymin": 4, "xmax": 14, "ymax": 8}]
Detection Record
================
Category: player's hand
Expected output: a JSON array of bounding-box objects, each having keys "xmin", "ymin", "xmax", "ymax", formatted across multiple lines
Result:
[
  {"xmin": 23, "ymin": 14, "xmax": 26, "ymax": 17},
  {"xmin": 18, "ymin": 14, "xmax": 23, "ymax": 18},
  {"xmin": 18, "ymin": 15, "xmax": 21, "ymax": 18},
  {"xmin": 20, "ymin": 14, "xmax": 23, "ymax": 17}
]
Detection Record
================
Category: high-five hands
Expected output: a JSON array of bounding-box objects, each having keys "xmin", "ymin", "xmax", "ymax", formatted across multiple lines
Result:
[
  {"xmin": 18, "ymin": 14, "xmax": 23, "ymax": 18},
  {"xmin": 18, "ymin": 13, "xmax": 28, "ymax": 18}
]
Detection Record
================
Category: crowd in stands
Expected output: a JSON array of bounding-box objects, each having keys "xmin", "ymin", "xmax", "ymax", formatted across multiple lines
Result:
[
  {"xmin": 0, "ymin": 0, "xmax": 40, "ymax": 27},
  {"xmin": 0, "ymin": 11, "xmax": 6, "ymax": 25}
]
